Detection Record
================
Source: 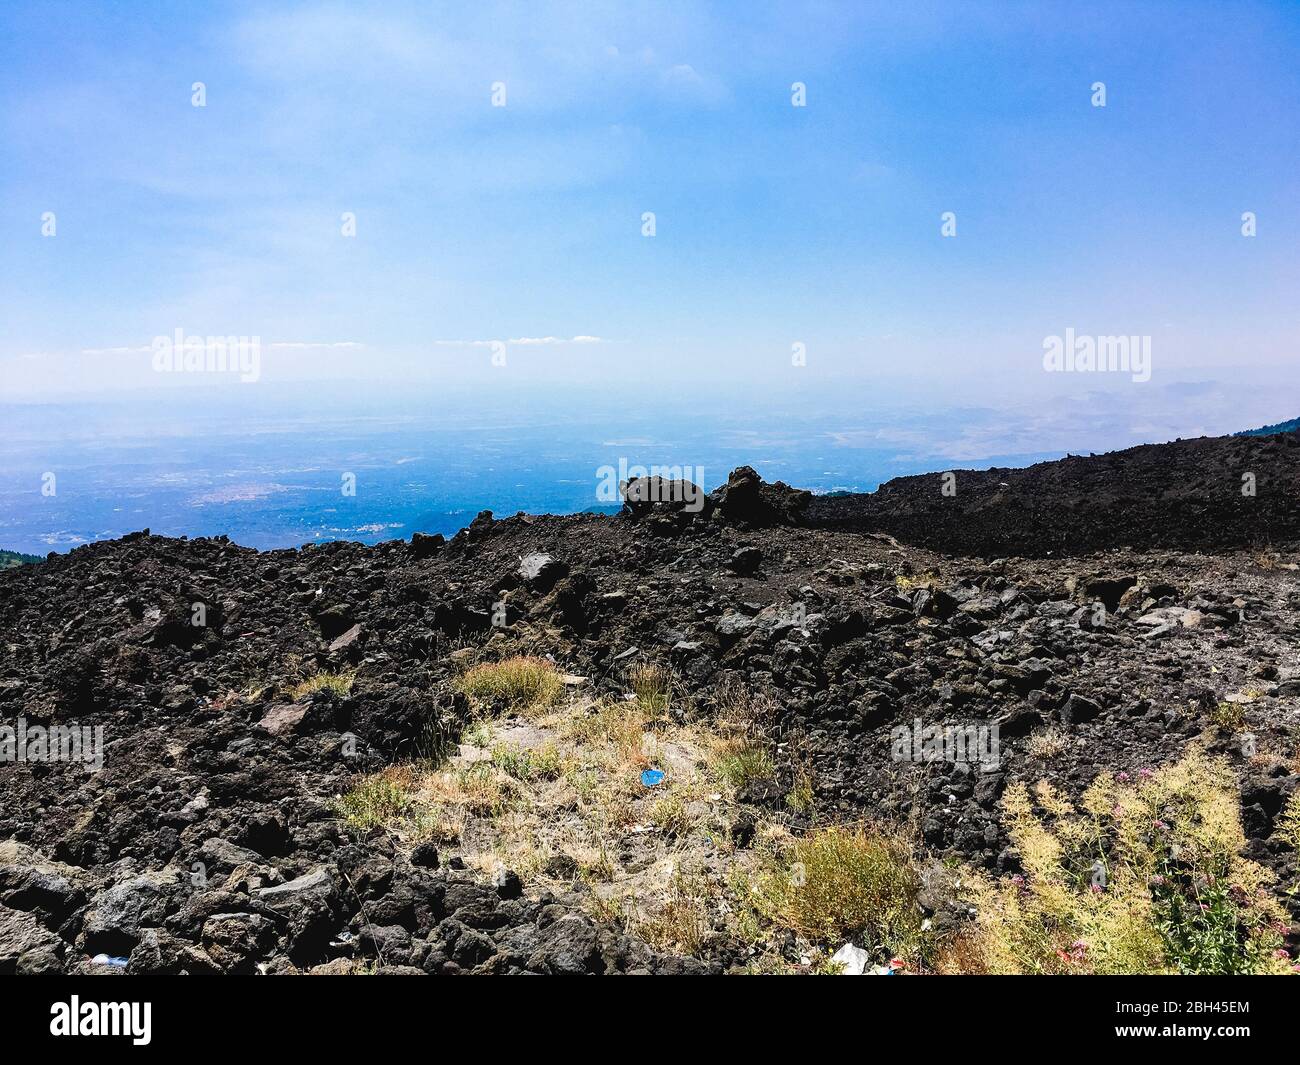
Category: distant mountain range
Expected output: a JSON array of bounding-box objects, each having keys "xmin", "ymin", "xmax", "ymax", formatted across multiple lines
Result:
[{"xmin": 1236, "ymin": 416, "xmax": 1300, "ymax": 437}]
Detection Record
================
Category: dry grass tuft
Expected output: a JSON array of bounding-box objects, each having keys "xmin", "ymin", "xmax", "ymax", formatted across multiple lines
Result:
[
  {"xmin": 565, "ymin": 698, "xmax": 655, "ymax": 768},
  {"xmin": 634, "ymin": 872, "xmax": 714, "ymax": 955},
  {"xmin": 291, "ymin": 670, "xmax": 356, "ymax": 700},
  {"xmin": 629, "ymin": 662, "xmax": 673, "ymax": 714},
  {"xmin": 708, "ymin": 679, "xmax": 778, "ymax": 791},
  {"xmin": 455, "ymin": 656, "xmax": 563, "ymax": 713}
]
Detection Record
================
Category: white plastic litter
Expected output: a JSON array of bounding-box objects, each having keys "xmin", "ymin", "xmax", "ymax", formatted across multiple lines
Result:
[{"xmin": 830, "ymin": 942, "xmax": 870, "ymax": 975}]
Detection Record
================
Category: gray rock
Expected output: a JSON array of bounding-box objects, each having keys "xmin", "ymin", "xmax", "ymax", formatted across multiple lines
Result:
[
  {"xmin": 259, "ymin": 702, "xmax": 309, "ymax": 737},
  {"xmin": 81, "ymin": 873, "xmax": 175, "ymax": 954},
  {"xmin": 527, "ymin": 913, "xmax": 603, "ymax": 974},
  {"xmin": 0, "ymin": 843, "xmax": 85, "ymax": 926},
  {"xmin": 128, "ymin": 928, "xmax": 221, "ymax": 975},
  {"xmin": 716, "ymin": 612, "xmax": 754, "ymax": 638},
  {"xmin": 518, "ymin": 552, "xmax": 568, "ymax": 590},
  {"xmin": 257, "ymin": 868, "xmax": 335, "ymax": 906},
  {"xmin": 0, "ymin": 904, "xmax": 65, "ymax": 974},
  {"xmin": 201, "ymin": 912, "xmax": 277, "ymax": 973},
  {"xmin": 328, "ymin": 623, "xmax": 364, "ymax": 653},
  {"xmin": 1060, "ymin": 693, "xmax": 1103, "ymax": 725},
  {"xmin": 1137, "ymin": 607, "xmax": 1203, "ymax": 629},
  {"xmin": 256, "ymin": 868, "xmax": 343, "ymax": 962}
]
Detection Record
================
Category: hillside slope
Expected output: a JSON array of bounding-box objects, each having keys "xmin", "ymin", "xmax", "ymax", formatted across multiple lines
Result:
[{"xmin": 808, "ymin": 430, "xmax": 1300, "ymax": 556}]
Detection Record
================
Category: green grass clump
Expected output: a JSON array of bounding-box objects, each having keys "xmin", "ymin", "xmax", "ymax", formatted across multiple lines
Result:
[
  {"xmin": 491, "ymin": 741, "xmax": 563, "ymax": 782},
  {"xmin": 713, "ymin": 742, "xmax": 775, "ymax": 790},
  {"xmin": 291, "ymin": 670, "xmax": 356, "ymax": 699},
  {"xmin": 337, "ymin": 773, "xmax": 410, "ymax": 833},
  {"xmin": 785, "ymin": 768, "xmax": 815, "ymax": 812}
]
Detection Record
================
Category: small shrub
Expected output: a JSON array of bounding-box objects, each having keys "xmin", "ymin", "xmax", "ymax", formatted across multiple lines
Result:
[
  {"xmin": 965, "ymin": 751, "xmax": 1289, "ymax": 974},
  {"xmin": 1210, "ymin": 701, "xmax": 1246, "ymax": 733},
  {"xmin": 1277, "ymin": 792, "xmax": 1300, "ymax": 853},
  {"xmin": 751, "ymin": 823, "xmax": 923, "ymax": 951},
  {"xmin": 455, "ymin": 656, "xmax": 563, "ymax": 712},
  {"xmin": 1026, "ymin": 726, "xmax": 1068, "ymax": 760},
  {"xmin": 895, "ymin": 571, "xmax": 935, "ymax": 593}
]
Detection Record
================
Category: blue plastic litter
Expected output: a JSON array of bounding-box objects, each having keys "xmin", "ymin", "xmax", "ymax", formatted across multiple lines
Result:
[
  {"xmin": 640, "ymin": 769, "xmax": 665, "ymax": 787},
  {"xmin": 91, "ymin": 954, "xmax": 129, "ymax": 968}
]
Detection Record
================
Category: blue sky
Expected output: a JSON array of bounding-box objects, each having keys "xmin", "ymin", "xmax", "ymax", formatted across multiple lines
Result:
[{"xmin": 2, "ymin": 0, "xmax": 1298, "ymax": 417}]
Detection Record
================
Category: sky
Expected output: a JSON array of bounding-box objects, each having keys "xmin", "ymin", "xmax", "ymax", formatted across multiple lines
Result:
[{"xmin": 1, "ymin": 0, "xmax": 1298, "ymax": 424}]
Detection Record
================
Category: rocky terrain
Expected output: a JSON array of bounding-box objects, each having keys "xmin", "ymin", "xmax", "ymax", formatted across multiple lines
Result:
[
  {"xmin": 1, "ymin": 430, "xmax": 1299, "ymax": 975},
  {"xmin": 810, "ymin": 427, "xmax": 1300, "ymax": 556}
]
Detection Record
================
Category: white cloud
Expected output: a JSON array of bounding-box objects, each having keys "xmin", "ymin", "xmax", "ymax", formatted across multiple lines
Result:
[
  {"xmin": 76, "ymin": 341, "xmax": 365, "ymax": 356},
  {"xmin": 267, "ymin": 342, "xmax": 365, "ymax": 350},
  {"xmin": 432, "ymin": 336, "xmax": 606, "ymax": 347}
]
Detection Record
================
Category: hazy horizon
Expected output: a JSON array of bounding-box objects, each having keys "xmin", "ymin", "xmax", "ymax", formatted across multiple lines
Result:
[{"xmin": 2, "ymin": 376, "xmax": 1294, "ymax": 556}]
